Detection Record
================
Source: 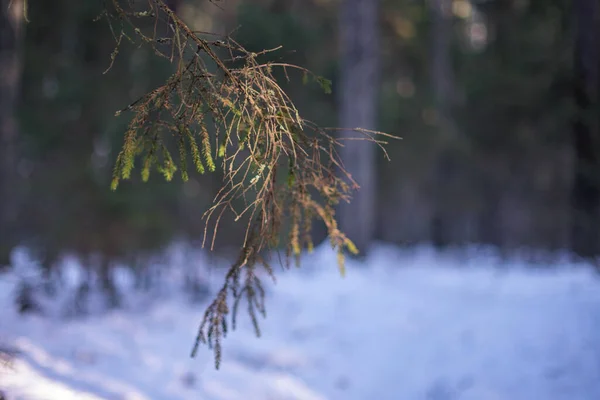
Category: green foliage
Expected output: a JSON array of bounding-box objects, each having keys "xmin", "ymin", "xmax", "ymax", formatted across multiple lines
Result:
[
  {"xmin": 458, "ymin": 1, "xmax": 572, "ymax": 150},
  {"xmin": 235, "ymin": 2, "xmax": 317, "ymax": 61},
  {"xmin": 14, "ymin": 0, "xmax": 186, "ymax": 281},
  {"xmin": 303, "ymin": 72, "xmax": 332, "ymax": 95}
]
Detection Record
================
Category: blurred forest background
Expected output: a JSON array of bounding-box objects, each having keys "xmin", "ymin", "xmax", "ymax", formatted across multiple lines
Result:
[{"xmin": 1, "ymin": 0, "xmax": 599, "ymax": 306}]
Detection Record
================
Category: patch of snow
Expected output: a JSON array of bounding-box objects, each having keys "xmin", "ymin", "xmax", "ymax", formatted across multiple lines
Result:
[{"xmin": 2, "ymin": 242, "xmax": 600, "ymax": 399}]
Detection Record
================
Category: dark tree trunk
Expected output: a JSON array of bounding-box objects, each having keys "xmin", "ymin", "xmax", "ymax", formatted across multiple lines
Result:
[
  {"xmin": 0, "ymin": 0, "xmax": 23, "ymax": 267},
  {"xmin": 471, "ymin": 0, "xmax": 514, "ymax": 251},
  {"xmin": 431, "ymin": 0, "xmax": 453, "ymax": 111},
  {"xmin": 430, "ymin": 0, "xmax": 455, "ymax": 249},
  {"xmin": 478, "ymin": 171, "xmax": 503, "ymax": 248},
  {"xmin": 570, "ymin": 0, "xmax": 600, "ymax": 259},
  {"xmin": 337, "ymin": 0, "xmax": 379, "ymax": 255}
]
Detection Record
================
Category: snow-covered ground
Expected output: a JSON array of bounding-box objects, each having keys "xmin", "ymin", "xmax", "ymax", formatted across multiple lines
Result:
[{"xmin": 2, "ymin": 243, "xmax": 600, "ymax": 400}]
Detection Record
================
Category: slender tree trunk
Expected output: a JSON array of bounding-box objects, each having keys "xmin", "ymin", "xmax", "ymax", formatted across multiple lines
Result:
[
  {"xmin": 430, "ymin": 0, "xmax": 455, "ymax": 248},
  {"xmin": 0, "ymin": 0, "xmax": 23, "ymax": 267},
  {"xmin": 431, "ymin": 0, "xmax": 453, "ymax": 112},
  {"xmin": 570, "ymin": 0, "xmax": 600, "ymax": 259},
  {"xmin": 472, "ymin": 0, "xmax": 513, "ymax": 250},
  {"xmin": 337, "ymin": 0, "xmax": 379, "ymax": 255},
  {"xmin": 477, "ymin": 158, "xmax": 503, "ymax": 248}
]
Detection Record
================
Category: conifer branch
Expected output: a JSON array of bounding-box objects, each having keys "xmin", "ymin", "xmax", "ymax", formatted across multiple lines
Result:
[{"xmin": 103, "ymin": 0, "xmax": 399, "ymax": 369}]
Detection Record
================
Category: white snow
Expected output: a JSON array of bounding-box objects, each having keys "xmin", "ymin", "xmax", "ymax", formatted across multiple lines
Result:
[{"xmin": 2, "ymin": 243, "xmax": 600, "ymax": 400}]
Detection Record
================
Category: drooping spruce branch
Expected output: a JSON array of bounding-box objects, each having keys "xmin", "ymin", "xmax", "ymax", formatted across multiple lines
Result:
[{"xmin": 101, "ymin": 0, "xmax": 398, "ymax": 369}]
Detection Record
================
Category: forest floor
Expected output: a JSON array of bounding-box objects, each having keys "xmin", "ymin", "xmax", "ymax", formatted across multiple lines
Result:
[{"xmin": 1, "ymin": 243, "xmax": 600, "ymax": 400}]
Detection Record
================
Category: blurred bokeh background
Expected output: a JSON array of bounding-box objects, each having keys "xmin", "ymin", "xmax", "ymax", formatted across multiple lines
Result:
[
  {"xmin": 2, "ymin": 0, "xmax": 595, "ymax": 275},
  {"xmin": 3, "ymin": 1, "xmax": 600, "ymax": 398}
]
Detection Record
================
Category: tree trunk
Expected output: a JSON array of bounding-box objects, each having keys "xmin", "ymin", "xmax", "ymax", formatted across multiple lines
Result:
[
  {"xmin": 429, "ymin": 0, "xmax": 456, "ymax": 248},
  {"xmin": 570, "ymin": 0, "xmax": 600, "ymax": 260},
  {"xmin": 431, "ymin": 0, "xmax": 453, "ymax": 112},
  {"xmin": 471, "ymin": 0, "xmax": 514, "ymax": 251},
  {"xmin": 337, "ymin": 0, "xmax": 379, "ymax": 255},
  {"xmin": 0, "ymin": 0, "xmax": 24, "ymax": 267}
]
